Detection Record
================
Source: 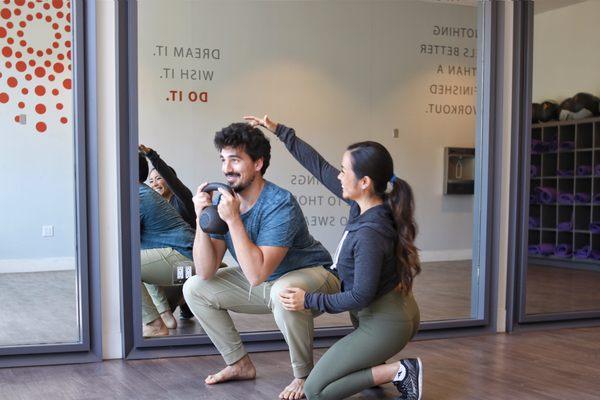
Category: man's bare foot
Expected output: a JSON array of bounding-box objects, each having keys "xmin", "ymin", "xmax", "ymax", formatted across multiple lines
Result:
[
  {"xmin": 205, "ymin": 355, "xmax": 256, "ymax": 385},
  {"xmin": 142, "ymin": 318, "xmax": 168, "ymax": 337},
  {"xmin": 279, "ymin": 378, "xmax": 306, "ymax": 400}
]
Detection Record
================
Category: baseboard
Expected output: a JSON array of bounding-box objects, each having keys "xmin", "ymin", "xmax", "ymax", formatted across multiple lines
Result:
[
  {"xmin": 0, "ymin": 257, "xmax": 76, "ymax": 273},
  {"xmin": 420, "ymin": 249, "xmax": 472, "ymax": 262}
]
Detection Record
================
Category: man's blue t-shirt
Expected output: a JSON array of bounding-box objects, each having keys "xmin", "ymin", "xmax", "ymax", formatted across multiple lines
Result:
[
  {"xmin": 139, "ymin": 183, "xmax": 194, "ymax": 259},
  {"xmin": 211, "ymin": 181, "xmax": 332, "ymax": 281}
]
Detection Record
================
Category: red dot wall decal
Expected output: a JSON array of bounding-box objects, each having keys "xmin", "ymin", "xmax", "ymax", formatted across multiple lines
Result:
[{"xmin": 0, "ymin": 0, "xmax": 72, "ymax": 134}]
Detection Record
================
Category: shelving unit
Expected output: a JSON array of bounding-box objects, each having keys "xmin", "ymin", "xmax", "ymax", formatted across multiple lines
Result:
[{"xmin": 528, "ymin": 117, "xmax": 600, "ymax": 268}]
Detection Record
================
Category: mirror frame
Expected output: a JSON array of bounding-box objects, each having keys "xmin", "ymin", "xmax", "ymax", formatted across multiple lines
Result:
[
  {"xmin": 118, "ymin": 0, "xmax": 503, "ymax": 359},
  {"xmin": 508, "ymin": 0, "xmax": 600, "ymax": 329},
  {"xmin": 0, "ymin": 0, "xmax": 101, "ymax": 367}
]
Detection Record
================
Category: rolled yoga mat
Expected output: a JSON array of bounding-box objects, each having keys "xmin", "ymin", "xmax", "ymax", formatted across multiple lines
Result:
[
  {"xmin": 529, "ymin": 243, "xmax": 555, "ymax": 256},
  {"xmin": 530, "ymin": 165, "xmax": 539, "ymax": 177},
  {"xmin": 575, "ymin": 246, "xmax": 591, "ymax": 259},
  {"xmin": 555, "ymin": 244, "xmax": 572, "ymax": 258},
  {"xmin": 557, "ymin": 169, "xmax": 574, "ymax": 177},
  {"xmin": 528, "ymin": 245, "xmax": 539, "ymax": 255},
  {"xmin": 577, "ymin": 165, "xmax": 592, "ymax": 176},
  {"xmin": 545, "ymin": 140, "xmax": 558, "ymax": 152},
  {"xmin": 531, "ymin": 139, "xmax": 545, "ymax": 154},
  {"xmin": 539, "ymin": 243, "xmax": 556, "ymax": 256},
  {"xmin": 575, "ymin": 192, "xmax": 591, "ymax": 203},
  {"xmin": 528, "ymin": 245, "xmax": 538, "ymax": 255},
  {"xmin": 558, "ymin": 193, "xmax": 574, "ymax": 204},
  {"xmin": 596, "ymin": 164, "xmax": 600, "ymax": 176},
  {"xmin": 529, "ymin": 217, "xmax": 540, "ymax": 228},
  {"xmin": 594, "ymin": 193, "xmax": 600, "ymax": 204},
  {"xmin": 590, "ymin": 222, "xmax": 600, "ymax": 234},
  {"xmin": 592, "ymin": 251, "xmax": 600, "ymax": 260},
  {"xmin": 530, "ymin": 193, "xmax": 539, "ymax": 204},
  {"xmin": 535, "ymin": 187, "xmax": 557, "ymax": 204},
  {"xmin": 558, "ymin": 141, "xmax": 575, "ymax": 151},
  {"xmin": 557, "ymin": 221, "xmax": 573, "ymax": 231}
]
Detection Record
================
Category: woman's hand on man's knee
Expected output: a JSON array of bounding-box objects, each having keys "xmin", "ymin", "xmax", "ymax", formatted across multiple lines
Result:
[{"xmin": 278, "ymin": 287, "xmax": 307, "ymax": 311}]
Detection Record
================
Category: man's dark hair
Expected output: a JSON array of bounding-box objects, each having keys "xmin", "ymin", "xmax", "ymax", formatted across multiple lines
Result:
[
  {"xmin": 139, "ymin": 152, "xmax": 149, "ymax": 182},
  {"xmin": 214, "ymin": 123, "xmax": 271, "ymax": 175}
]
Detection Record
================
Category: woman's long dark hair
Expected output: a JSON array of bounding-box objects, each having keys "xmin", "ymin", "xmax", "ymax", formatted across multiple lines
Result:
[{"xmin": 347, "ymin": 141, "xmax": 421, "ymax": 294}]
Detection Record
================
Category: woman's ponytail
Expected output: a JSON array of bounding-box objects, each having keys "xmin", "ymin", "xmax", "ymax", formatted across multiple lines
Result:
[{"xmin": 387, "ymin": 177, "xmax": 421, "ymax": 294}]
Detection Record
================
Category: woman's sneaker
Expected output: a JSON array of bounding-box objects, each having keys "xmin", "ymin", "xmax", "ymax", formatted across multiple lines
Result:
[{"xmin": 392, "ymin": 358, "xmax": 422, "ymax": 400}]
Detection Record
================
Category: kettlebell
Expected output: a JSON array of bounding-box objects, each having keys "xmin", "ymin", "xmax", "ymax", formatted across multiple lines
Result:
[{"xmin": 199, "ymin": 183, "xmax": 235, "ymax": 235}]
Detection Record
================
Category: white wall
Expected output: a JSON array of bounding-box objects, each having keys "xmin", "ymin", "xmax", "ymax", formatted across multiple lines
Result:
[
  {"xmin": 496, "ymin": 0, "xmax": 514, "ymax": 333},
  {"xmin": 96, "ymin": 0, "xmax": 122, "ymax": 359},
  {"xmin": 0, "ymin": 0, "xmax": 75, "ymax": 269},
  {"xmin": 137, "ymin": 0, "xmax": 478, "ymax": 261},
  {"xmin": 533, "ymin": 0, "xmax": 600, "ymax": 103}
]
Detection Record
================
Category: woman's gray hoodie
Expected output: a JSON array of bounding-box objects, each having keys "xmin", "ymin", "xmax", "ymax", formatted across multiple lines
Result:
[{"xmin": 275, "ymin": 124, "xmax": 401, "ymax": 314}]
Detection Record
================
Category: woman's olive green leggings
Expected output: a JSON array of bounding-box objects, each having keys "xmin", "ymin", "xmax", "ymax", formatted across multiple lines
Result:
[{"xmin": 304, "ymin": 290, "xmax": 420, "ymax": 400}]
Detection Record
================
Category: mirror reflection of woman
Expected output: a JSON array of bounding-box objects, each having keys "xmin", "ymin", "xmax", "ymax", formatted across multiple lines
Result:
[
  {"xmin": 140, "ymin": 144, "xmax": 196, "ymax": 229},
  {"xmin": 139, "ymin": 144, "xmax": 197, "ymax": 325},
  {"xmin": 245, "ymin": 115, "xmax": 423, "ymax": 400}
]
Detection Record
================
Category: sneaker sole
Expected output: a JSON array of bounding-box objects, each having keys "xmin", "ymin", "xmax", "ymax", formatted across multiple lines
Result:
[{"xmin": 416, "ymin": 357, "xmax": 423, "ymax": 400}]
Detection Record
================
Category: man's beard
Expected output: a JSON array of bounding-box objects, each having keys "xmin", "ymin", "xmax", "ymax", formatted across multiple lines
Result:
[{"xmin": 226, "ymin": 173, "xmax": 255, "ymax": 193}]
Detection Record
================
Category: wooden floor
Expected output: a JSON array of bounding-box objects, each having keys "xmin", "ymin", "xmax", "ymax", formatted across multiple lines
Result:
[
  {"xmin": 0, "ymin": 271, "xmax": 79, "ymax": 346},
  {"xmin": 526, "ymin": 263, "xmax": 600, "ymax": 314},
  {"xmin": 3, "ymin": 261, "xmax": 600, "ymax": 345},
  {"xmin": 1, "ymin": 327, "xmax": 599, "ymax": 399}
]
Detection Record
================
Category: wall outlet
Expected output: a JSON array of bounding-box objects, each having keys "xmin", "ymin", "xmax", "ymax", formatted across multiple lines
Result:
[{"xmin": 42, "ymin": 225, "xmax": 54, "ymax": 237}]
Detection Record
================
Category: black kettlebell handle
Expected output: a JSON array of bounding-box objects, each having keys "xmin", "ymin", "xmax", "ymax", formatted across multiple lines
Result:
[
  {"xmin": 199, "ymin": 183, "xmax": 234, "ymax": 235},
  {"xmin": 202, "ymin": 182, "xmax": 234, "ymax": 196}
]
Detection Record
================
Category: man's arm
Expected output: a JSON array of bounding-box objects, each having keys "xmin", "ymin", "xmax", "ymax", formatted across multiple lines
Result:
[
  {"xmin": 227, "ymin": 218, "xmax": 288, "ymax": 286},
  {"xmin": 193, "ymin": 229, "xmax": 227, "ymax": 280},
  {"xmin": 217, "ymin": 187, "xmax": 291, "ymax": 286},
  {"xmin": 192, "ymin": 183, "xmax": 227, "ymax": 280}
]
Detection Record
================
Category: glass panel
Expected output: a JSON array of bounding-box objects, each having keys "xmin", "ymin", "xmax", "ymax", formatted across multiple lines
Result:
[
  {"xmin": 0, "ymin": 0, "xmax": 80, "ymax": 346},
  {"xmin": 526, "ymin": 0, "xmax": 600, "ymax": 316},
  {"xmin": 137, "ymin": 0, "xmax": 482, "ymax": 338}
]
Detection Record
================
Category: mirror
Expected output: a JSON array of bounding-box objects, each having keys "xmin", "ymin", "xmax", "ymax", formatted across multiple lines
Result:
[
  {"xmin": 0, "ymin": 0, "xmax": 79, "ymax": 346},
  {"xmin": 525, "ymin": 0, "xmax": 600, "ymax": 316},
  {"xmin": 136, "ymin": 0, "xmax": 482, "ymax": 338}
]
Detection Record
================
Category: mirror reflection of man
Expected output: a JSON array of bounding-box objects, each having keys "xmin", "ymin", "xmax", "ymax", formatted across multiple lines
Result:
[{"xmin": 183, "ymin": 123, "xmax": 340, "ymax": 400}]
